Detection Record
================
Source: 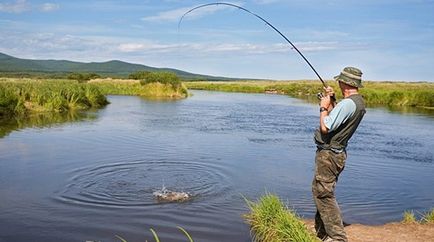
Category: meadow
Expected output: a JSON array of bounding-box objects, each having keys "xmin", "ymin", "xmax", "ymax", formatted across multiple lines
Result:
[{"xmin": 185, "ymin": 80, "xmax": 434, "ymax": 109}]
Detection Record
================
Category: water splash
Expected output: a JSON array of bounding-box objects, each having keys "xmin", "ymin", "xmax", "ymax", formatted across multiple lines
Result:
[{"xmin": 153, "ymin": 185, "xmax": 192, "ymax": 203}]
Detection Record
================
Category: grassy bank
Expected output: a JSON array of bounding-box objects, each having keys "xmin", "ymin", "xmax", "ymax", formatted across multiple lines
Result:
[
  {"xmin": 0, "ymin": 78, "xmax": 108, "ymax": 116},
  {"xmin": 89, "ymin": 78, "xmax": 188, "ymax": 99},
  {"xmin": 185, "ymin": 81, "xmax": 434, "ymax": 109},
  {"xmin": 0, "ymin": 76, "xmax": 189, "ymax": 116},
  {"xmin": 244, "ymin": 194, "xmax": 319, "ymax": 242}
]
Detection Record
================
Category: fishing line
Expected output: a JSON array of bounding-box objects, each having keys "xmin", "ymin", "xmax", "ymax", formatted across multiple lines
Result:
[{"xmin": 178, "ymin": 2, "xmax": 327, "ymax": 87}]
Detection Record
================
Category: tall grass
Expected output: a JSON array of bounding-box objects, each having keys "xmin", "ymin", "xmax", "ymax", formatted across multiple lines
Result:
[
  {"xmin": 0, "ymin": 79, "xmax": 108, "ymax": 116},
  {"xmin": 89, "ymin": 79, "xmax": 188, "ymax": 98},
  {"xmin": 185, "ymin": 81, "xmax": 434, "ymax": 108},
  {"xmin": 244, "ymin": 194, "xmax": 319, "ymax": 242}
]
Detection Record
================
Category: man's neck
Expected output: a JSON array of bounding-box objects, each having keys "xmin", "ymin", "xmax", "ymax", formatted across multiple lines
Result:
[{"xmin": 343, "ymin": 89, "xmax": 359, "ymax": 98}]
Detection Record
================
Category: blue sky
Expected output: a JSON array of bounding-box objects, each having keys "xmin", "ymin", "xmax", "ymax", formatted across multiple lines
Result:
[{"xmin": 1, "ymin": 0, "xmax": 433, "ymax": 81}]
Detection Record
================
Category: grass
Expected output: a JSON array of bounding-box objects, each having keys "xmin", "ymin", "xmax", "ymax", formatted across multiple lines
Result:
[
  {"xmin": 89, "ymin": 78, "xmax": 188, "ymax": 99},
  {"xmin": 185, "ymin": 80, "xmax": 434, "ymax": 109},
  {"xmin": 401, "ymin": 208, "xmax": 434, "ymax": 224},
  {"xmin": 0, "ymin": 78, "xmax": 108, "ymax": 116},
  {"xmin": 115, "ymin": 227, "xmax": 194, "ymax": 242},
  {"xmin": 244, "ymin": 193, "xmax": 319, "ymax": 242},
  {"xmin": 421, "ymin": 208, "xmax": 434, "ymax": 224},
  {"xmin": 0, "ymin": 77, "xmax": 188, "ymax": 117},
  {"xmin": 402, "ymin": 211, "xmax": 417, "ymax": 224}
]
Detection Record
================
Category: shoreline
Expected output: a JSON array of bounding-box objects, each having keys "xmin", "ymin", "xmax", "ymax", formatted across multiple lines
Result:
[
  {"xmin": 304, "ymin": 219, "xmax": 434, "ymax": 242},
  {"xmin": 184, "ymin": 80, "xmax": 434, "ymax": 112}
]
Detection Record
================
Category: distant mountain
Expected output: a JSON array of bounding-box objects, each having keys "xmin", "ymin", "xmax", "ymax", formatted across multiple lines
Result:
[{"xmin": 0, "ymin": 52, "xmax": 230, "ymax": 80}]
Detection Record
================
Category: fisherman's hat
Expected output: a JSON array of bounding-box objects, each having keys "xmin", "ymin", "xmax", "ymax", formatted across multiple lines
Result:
[{"xmin": 334, "ymin": 67, "xmax": 363, "ymax": 88}]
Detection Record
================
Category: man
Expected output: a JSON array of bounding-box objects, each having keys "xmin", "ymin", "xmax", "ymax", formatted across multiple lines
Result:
[{"xmin": 312, "ymin": 67, "xmax": 366, "ymax": 242}]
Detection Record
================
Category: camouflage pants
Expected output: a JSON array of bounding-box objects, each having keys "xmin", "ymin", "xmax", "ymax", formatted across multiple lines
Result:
[{"xmin": 312, "ymin": 149, "xmax": 347, "ymax": 242}]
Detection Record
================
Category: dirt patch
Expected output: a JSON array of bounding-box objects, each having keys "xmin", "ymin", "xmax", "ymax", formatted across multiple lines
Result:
[{"xmin": 304, "ymin": 220, "xmax": 434, "ymax": 242}]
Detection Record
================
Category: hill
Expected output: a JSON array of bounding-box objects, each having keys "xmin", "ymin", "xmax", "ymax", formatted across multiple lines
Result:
[{"xmin": 0, "ymin": 52, "xmax": 230, "ymax": 80}]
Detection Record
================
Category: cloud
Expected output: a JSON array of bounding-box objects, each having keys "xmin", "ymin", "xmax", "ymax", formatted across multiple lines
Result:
[
  {"xmin": 254, "ymin": 0, "xmax": 283, "ymax": 4},
  {"xmin": 142, "ymin": 2, "xmax": 244, "ymax": 22},
  {"xmin": 117, "ymin": 40, "xmax": 343, "ymax": 56},
  {"xmin": 0, "ymin": 0, "xmax": 29, "ymax": 13},
  {"xmin": 0, "ymin": 0, "xmax": 59, "ymax": 13},
  {"xmin": 40, "ymin": 3, "xmax": 59, "ymax": 12}
]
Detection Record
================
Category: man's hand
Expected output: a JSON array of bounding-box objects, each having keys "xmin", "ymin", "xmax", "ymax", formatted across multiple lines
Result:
[
  {"xmin": 320, "ymin": 95, "xmax": 331, "ymax": 109},
  {"xmin": 324, "ymin": 86, "xmax": 334, "ymax": 96}
]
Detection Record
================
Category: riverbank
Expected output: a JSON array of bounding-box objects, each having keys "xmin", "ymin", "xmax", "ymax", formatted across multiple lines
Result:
[
  {"xmin": 245, "ymin": 194, "xmax": 434, "ymax": 242},
  {"xmin": 304, "ymin": 220, "xmax": 434, "ymax": 242},
  {"xmin": 0, "ymin": 78, "xmax": 108, "ymax": 116},
  {"xmin": 185, "ymin": 80, "xmax": 434, "ymax": 109},
  {"xmin": 0, "ymin": 77, "xmax": 188, "ymax": 116}
]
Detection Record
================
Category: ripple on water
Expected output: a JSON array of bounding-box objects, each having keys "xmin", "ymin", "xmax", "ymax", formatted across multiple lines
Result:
[{"xmin": 54, "ymin": 159, "xmax": 231, "ymax": 208}]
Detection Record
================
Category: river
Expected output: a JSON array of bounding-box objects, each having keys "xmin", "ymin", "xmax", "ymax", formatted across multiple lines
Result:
[{"xmin": 0, "ymin": 91, "xmax": 433, "ymax": 242}]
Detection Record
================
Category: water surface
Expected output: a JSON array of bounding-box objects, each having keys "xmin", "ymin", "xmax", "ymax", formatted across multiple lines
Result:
[{"xmin": 1, "ymin": 91, "xmax": 433, "ymax": 242}]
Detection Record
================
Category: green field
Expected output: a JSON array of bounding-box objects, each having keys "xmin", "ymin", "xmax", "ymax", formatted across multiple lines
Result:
[{"xmin": 185, "ymin": 80, "xmax": 434, "ymax": 109}]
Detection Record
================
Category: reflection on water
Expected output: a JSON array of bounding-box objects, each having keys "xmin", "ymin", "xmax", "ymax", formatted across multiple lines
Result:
[
  {"xmin": 0, "ymin": 92, "xmax": 433, "ymax": 242},
  {"xmin": 0, "ymin": 111, "xmax": 98, "ymax": 138}
]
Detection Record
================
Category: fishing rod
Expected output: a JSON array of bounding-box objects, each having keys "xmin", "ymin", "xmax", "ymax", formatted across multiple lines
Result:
[{"xmin": 178, "ymin": 2, "xmax": 327, "ymax": 88}]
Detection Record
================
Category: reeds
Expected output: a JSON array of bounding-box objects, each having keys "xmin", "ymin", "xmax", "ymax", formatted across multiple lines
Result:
[
  {"xmin": 244, "ymin": 193, "xmax": 319, "ymax": 242},
  {"xmin": 89, "ymin": 79, "xmax": 188, "ymax": 99},
  {"xmin": 0, "ymin": 79, "xmax": 108, "ymax": 115}
]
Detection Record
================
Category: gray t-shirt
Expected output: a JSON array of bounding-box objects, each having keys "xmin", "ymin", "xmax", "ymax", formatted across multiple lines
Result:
[{"xmin": 324, "ymin": 98, "xmax": 356, "ymax": 132}]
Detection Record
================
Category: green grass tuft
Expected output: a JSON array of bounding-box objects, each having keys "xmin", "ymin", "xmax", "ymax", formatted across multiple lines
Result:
[
  {"xmin": 244, "ymin": 193, "xmax": 319, "ymax": 242},
  {"xmin": 421, "ymin": 208, "xmax": 434, "ymax": 224},
  {"xmin": 402, "ymin": 210, "xmax": 417, "ymax": 224}
]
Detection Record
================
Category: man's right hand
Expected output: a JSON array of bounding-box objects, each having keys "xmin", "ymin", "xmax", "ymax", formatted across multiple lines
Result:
[{"xmin": 324, "ymin": 86, "xmax": 334, "ymax": 96}]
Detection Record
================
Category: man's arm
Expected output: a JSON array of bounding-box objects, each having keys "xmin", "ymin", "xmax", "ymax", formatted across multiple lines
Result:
[
  {"xmin": 319, "ymin": 95, "xmax": 331, "ymax": 134},
  {"xmin": 320, "ymin": 98, "xmax": 357, "ymax": 134}
]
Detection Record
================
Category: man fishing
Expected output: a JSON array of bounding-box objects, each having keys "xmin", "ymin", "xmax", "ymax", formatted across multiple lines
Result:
[
  {"xmin": 180, "ymin": 4, "xmax": 366, "ymax": 241},
  {"xmin": 312, "ymin": 67, "xmax": 366, "ymax": 242}
]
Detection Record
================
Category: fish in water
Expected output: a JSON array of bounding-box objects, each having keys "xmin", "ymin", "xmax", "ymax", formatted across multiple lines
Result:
[{"xmin": 153, "ymin": 185, "xmax": 191, "ymax": 202}]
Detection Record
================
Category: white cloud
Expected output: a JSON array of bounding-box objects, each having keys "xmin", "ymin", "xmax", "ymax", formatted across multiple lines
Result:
[
  {"xmin": 254, "ymin": 0, "xmax": 283, "ymax": 4},
  {"xmin": 0, "ymin": 0, "xmax": 29, "ymax": 13},
  {"xmin": 0, "ymin": 0, "xmax": 59, "ymax": 13},
  {"xmin": 40, "ymin": 3, "xmax": 59, "ymax": 12},
  {"xmin": 142, "ymin": 2, "xmax": 244, "ymax": 22}
]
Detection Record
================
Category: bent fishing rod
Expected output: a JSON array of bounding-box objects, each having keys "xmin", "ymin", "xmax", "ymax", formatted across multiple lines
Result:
[{"xmin": 178, "ymin": 2, "xmax": 327, "ymax": 88}]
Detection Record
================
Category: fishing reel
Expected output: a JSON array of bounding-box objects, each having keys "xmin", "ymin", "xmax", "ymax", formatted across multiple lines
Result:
[{"xmin": 317, "ymin": 92, "xmax": 337, "ymax": 103}]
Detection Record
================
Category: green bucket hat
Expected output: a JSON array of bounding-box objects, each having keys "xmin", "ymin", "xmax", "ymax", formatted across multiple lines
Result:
[{"xmin": 334, "ymin": 67, "xmax": 363, "ymax": 88}]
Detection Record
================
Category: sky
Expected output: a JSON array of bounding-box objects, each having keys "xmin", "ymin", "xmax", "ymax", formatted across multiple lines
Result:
[{"xmin": 1, "ymin": 0, "xmax": 433, "ymax": 81}]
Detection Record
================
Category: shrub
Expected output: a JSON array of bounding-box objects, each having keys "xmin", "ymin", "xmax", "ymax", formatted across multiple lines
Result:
[
  {"xmin": 67, "ymin": 72, "xmax": 101, "ymax": 82},
  {"xmin": 128, "ymin": 70, "xmax": 152, "ymax": 80}
]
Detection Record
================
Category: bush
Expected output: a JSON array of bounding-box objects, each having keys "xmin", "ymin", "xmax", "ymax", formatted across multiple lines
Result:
[
  {"xmin": 67, "ymin": 72, "xmax": 101, "ymax": 82},
  {"xmin": 139, "ymin": 72, "xmax": 182, "ymax": 89},
  {"xmin": 128, "ymin": 70, "xmax": 152, "ymax": 80}
]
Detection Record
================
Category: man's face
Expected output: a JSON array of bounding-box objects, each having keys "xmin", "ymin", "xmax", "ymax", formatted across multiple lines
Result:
[{"xmin": 338, "ymin": 81, "xmax": 345, "ymax": 95}]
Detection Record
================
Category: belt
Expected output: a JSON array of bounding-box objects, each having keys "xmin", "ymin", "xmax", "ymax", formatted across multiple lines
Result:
[{"xmin": 317, "ymin": 145, "xmax": 346, "ymax": 154}]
